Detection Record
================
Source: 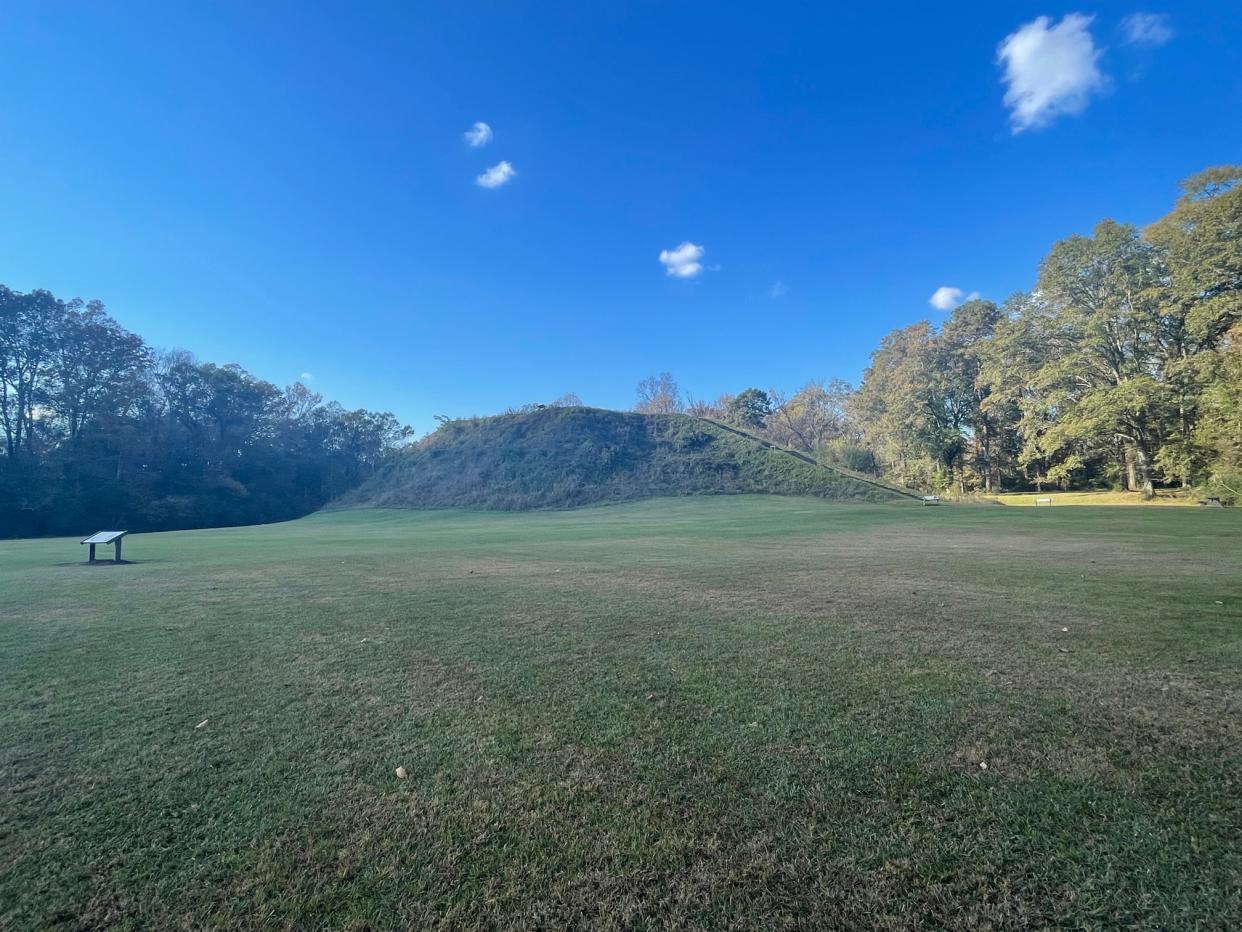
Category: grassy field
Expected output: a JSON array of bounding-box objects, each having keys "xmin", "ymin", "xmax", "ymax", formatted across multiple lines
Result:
[
  {"xmin": 2, "ymin": 498, "xmax": 1239, "ymax": 930},
  {"xmin": 993, "ymin": 490, "xmax": 1201, "ymax": 507}
]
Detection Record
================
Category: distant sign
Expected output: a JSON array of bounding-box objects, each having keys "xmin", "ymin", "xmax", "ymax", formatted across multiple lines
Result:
[
  {"xmin": 81, "ymin": 531, "xmax": 127, "ymax": 545},
  {"xmin": 81, "ymin": 530, "xmax": 129, "ymax": 563}
]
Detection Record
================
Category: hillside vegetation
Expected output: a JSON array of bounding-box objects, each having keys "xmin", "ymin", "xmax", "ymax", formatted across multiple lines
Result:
[{"xmin": 343, "ymin": 406, "xmax": 905, "ymax": 510}]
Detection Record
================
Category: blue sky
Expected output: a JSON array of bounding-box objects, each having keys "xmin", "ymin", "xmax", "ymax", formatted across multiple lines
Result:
[{"xmin": 2, "ymin": 2, "xmax": 1239, "ymax": 435}]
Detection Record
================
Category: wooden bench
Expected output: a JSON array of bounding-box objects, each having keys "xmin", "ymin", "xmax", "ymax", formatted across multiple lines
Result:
[
  {"xmin": 920, "ymin": 495, "xmax": 940, "ymax": 506},
  {"xmin": 1035, "ymin": 497, "xmax": 1053, "ymax": 506}
]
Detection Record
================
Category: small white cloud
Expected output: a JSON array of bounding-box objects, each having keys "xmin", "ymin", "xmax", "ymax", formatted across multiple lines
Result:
[
  {"xmin": 929, "ymin": 286, "xmax": 984, "ymax": 311},
  {"xmin": 299, "ymin": 371, "xmax": 314, "ymax": 382},
  {"xmin": 463, "ymin": 121, "xmax": 493, "ymax": 148},
  {"xmin": 997, "ymin": 14, "xmax": 1106, "ymax": 133},
  {"xmin": 769, "ymin": 281, "xmax": 788, "ymax": 298},
  {"xmin": 476, "ymin": 161, "xmax": 516, "ymax": 189},
  {"xmin": 658, "ymin": 242, "xmax": 706, "ymax": 279},
  {"xmin": 1121, "ymin": 13, "xmax": 1173, "ymax": 48},
  {"xmin": 930, "ymin": 286, "xmax": 964, "ymax": 310}
]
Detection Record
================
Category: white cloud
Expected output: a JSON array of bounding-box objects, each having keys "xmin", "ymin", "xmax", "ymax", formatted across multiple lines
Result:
[
  {"xmin": 929, "ymin": 286, "xmax": 981, "ymax": 311},
  {"xmin": 930, "ymin": 286, "xmax": 963, "ymax": 310},
  {"xmin": 658, "ymin": 242, "xmax": 706, "ymax": 279},
  {"xmin": 299, "ymin": 371, "xmax": 314, "ymax": 382},
  {"xmin": 769, "ymin": 280, "xmax": 788, "ymax": 298},
  {"xmin": 997, "ymin": 14, "xmax": 1105, "ymax": 133},
  {"xmin": 476, "ymin": 161, "xmax": 516, "ymax": 189},
  {"xmin": 1121, "ymin": 13, "xmax": 1173, "ymax": 48},
  {"xmin": 463, "ymin": 121, "xmax": 493, "ymax": 147}
]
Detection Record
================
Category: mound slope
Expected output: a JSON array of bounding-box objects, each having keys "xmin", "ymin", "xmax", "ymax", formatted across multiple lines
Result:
[{"xmin": 342, "ymin": 406, "xmax": 907, "ymax": 510}]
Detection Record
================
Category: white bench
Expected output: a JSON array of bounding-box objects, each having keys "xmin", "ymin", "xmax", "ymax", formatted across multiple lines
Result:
[
  {"xmin": 1035, "ymin": 496, "xmax": 1053, "ymax": 506},
  {"xmin": 921, "ymin": 495, "xmax": 941, "ymax": 506}
]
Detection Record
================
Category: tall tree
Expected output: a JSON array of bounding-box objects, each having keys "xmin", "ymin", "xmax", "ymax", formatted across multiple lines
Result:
[
  {"xmin": 855, "ymin": 322, "xmax": 974, "ymax": 491},
  {"xmin": 940, "ymin": 299, "xmax": 1017, "ymax": 492},
  {"xmin": 767, "ymin": 380, "xmax": 858, "ymax": 452},
  {"xmin": 1147, "ymin": 166, "xmax": 1242, "ymax": 484},
  {"xmin": 726, "ymin": 388, "xmax": 773, "ymax": 430},
  {"xmin": 1148, "ymin": 166, "xmax": 1242, "ymax": 350},
  {"xmin": 48, "ymin": 301, "xmax": 150, "ymax": 442},
  {"xmin": 635, "ymin": 373, "xmax": 683, "ymax": 414},
  {"xmin": 0, "ymin": 287, "xmax": 64, "ymax": 455},
  {"xmin": 1193, "ymin": 323, "xmax": 1242, "ymax": 501},
  {"xmin": 1024, "ymin": 221, "xmax": 1168, "ymax": 495}
]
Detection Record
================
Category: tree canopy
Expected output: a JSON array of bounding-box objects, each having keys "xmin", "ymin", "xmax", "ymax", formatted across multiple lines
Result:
[
  {"xmin": 643, "ymin": 166, "xmax": 1241, "ymax": 501},
  {"xmin": 0, "ymin": 287, "xmax": 410, "ymax": 537},
  {"xmin": 847, "ymin": 167, "xmax": 1241, "ymax": 498}
]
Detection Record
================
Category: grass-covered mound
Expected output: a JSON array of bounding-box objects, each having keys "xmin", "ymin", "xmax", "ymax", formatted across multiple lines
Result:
[{"xmin": 343, "ymin": 406, "xmax": 903, "ymax": 510}]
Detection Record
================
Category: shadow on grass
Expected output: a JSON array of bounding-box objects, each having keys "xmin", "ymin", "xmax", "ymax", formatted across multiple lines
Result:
[{"xmin": 52, "ymin": 559, "xmax": 160, "ymax": 567}]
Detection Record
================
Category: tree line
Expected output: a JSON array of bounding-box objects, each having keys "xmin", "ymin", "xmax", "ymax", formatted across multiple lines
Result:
[
  {"xmin": 0, "ymin": 288, "xmax": 410, "ymax": 538},
  {"xmin": 635, "ymin": 166, "xmax": 1241, "ymax": 501},
  {"xmin": 5, "ymin": 165, "xmax": 1237, "ymax": 538}
]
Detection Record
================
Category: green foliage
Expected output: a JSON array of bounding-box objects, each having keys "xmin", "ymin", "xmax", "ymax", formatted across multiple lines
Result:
[
  {"xmin": 854, "ymin": 166, "xmax": 1242, "ymax": 498},
  {"xmin": 853, "ymin": 316, "xmax": 988, "ymax": 492},
  {"xmin": 1147, "ymin": 166, "xmax": 1242, "ymax": 346},
  {"xmin": 1194, "ymin": 326, "xmax": 1242, "ymax": 472},
  {"xmin": 817, "ymin": 437, "xmax": 878, "ymax": 474},
  {"xmin": 1202, "ymin": 470, "xmax": 1242, "ymax": 506},
  {"xmin": 766, "ymin": 380, "xmax": 857, "ymax": 452},
  {"xmin": 0, "ymin": 286, "xmax": 410, "ymax": 537},
  {"xmin": 344, "ymin": 406, "xmax": 900, "ymax": 510},
  {"xmin": 726, "ymin": 387, "xmax": 773, "ymax": 429}
]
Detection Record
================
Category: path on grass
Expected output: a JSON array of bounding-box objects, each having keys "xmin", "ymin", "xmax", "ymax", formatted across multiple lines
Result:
[{"xmin": 696, "ymin": 416, "xmax": 927, "ymax": 501}]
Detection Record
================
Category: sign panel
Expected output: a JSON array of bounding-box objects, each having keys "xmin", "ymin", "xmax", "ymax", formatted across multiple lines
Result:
[{"xmin": 81, "ymin": 531, "xmax": 127, "ymax": 545}]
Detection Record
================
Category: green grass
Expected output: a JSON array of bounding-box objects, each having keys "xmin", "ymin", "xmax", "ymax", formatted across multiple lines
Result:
[{"xmin": 2, "ymin": 497, "xmax": 1239, "ymax": 929}]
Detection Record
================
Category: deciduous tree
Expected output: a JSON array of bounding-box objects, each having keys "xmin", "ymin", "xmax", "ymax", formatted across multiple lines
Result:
[{"xmin": 635, "ymin": 373, "xmax": 683, "ymax": 414}]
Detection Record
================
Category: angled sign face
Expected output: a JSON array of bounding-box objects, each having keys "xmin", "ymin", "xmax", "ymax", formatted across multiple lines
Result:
[{"xmin": 81, "ymin": 531, "xmax": 127, "ymax": 545}]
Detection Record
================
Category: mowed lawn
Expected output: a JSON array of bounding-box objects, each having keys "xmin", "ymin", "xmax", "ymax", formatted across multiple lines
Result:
[{"xmin": 1, "ymin": 499, "xmax": 1240, "ymax": 930}]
